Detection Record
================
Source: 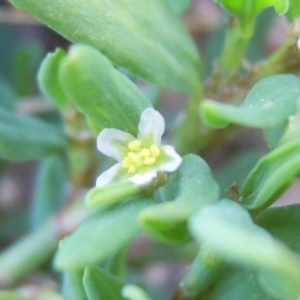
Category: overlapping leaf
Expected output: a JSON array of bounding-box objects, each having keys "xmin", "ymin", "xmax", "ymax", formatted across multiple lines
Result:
[
  {"xmin": 189, "ymin": 199, "xmax": 300, "ymax": 299},
  {"xmin": 240, "ymin": 138, "xmax": 300, "ymax": 212},
  {"xmin": 139, "ymin": 154, "xmax": 220, "ymax": 245},
  {"xmin": 8, "ymin": 0, "xmax": 201, "ymax": 93},
  {"xmin": 201, "ymin": 75, "xmax": 300, "ymax": 147},
  {"xmin": 213, "ymin": 0, "xmax": 288, "ymax": 19},
  {"xmin": 56, "ymin": 45, "xmax": 151, "ymax": 136},
  {"xmin": 54, "ymin": 197, "xmax": 153, "ymax": 270}
]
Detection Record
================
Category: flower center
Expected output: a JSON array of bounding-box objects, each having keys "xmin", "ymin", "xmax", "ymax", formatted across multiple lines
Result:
[{"xmin": 122, "ymin": 139, "xmax": 161, "ymax": 174}]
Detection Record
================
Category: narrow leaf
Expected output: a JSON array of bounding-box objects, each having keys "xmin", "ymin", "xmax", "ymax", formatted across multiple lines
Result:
[
  {"xmin": 0, "ymin": 108, "xmax": 68, "ymax": 161},
  {"xmin": 54, "ymin": 197, "xmax": 153, "ymax": 270},
  {"xmin": 83, "ymin": 266, "xmax": 123, "ymax": 300},
  {"xmin": 8, "ymin": 0, "xmax": 201, "ymax": 93},
  {"xmin": 241, "ymin": 138, "xmax": 300, "ymax": 212}
]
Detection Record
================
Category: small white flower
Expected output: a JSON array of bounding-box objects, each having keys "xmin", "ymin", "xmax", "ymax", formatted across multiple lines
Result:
[{"xmin": 96, "ymin": 108, "xmax": 182, "ymax": 187}]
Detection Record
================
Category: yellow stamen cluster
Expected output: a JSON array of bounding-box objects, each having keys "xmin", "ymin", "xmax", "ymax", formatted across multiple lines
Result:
[{"xmin": 122, "ymin": 139, "xmax": 160, "ymax": 174}]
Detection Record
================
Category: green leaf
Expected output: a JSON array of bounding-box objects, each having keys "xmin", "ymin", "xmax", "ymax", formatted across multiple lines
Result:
[
  {"xmin": 54, "ymin": 197, "xmax": 153, "ymax": 270},
  {"xmin": 8, "ymin": 0, "xmax": 201, "ymax": 93},
  {"xmin": 214, "ymin": 148, "xmax": 263, "ymax": 197},
  {"xmin": 31, "ymin": 155, "xmax": 67, "ymax": 228},
  {"xmin": 201, "ymin": 74, "xmax": 300, "ymax": 128},
  {"xmin": 285, "ymin": 0, "xmax": 300, "ymax": 22},
  {"xmin": 63, "ymin": 271, "xmax": 88, "ymax": 300},
  {"xmin": 165, "ymin": 0, "xmax": 192, "ymax": 15},
  {"xmin": 37, "ymin": 48, "xmax": 68, "ymax": 110},
  {"xmin": 139, "ymin": 154, "xmax": 220, "ymax": 245},
  {"xmin": 0, "ymin": 108, "xmax": 68, "ymax": 161},
  {"xmin": 203, "ymin": 268, "xmax": 272, "ymax": 300},
  {"xmin": 83, "ymin": 266, "xmax": 123, "ymax": 300},
  {"xmin": 189, "ymin": 199, "xmax": 300, "ymax": 300},
  {"xmin": 201, "ymin": 75, "xmax": 300, "ymax": 147},
  {"xmin": 213, "ymin": 0, "xmax": 288, "ymax": 19},
  {"xmin": 240, "ymin": 138, "xmax": 300, "ymax": 212},
  {"xmin": 257, "ymin": 204, "xmax": 300, "ymax": 253},
  {"xmin": 59, "ymin": 45, "xmax": 151, "ymax": 136}
]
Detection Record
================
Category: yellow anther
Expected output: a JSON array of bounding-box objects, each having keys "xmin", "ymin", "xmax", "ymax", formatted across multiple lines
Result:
[
  {"xmin": 140, "ymin": 148, "xmax": 150, "ymax": 157},
  {"xmin": 128, "ymin": 139, "xmax": 142, "ymax": 151},
  {"xmin": 128, "ymin": 165, "xmax": 136, "ymax": 174},
  {"xmin": 144, "ymin": 157, "xmax": 156, "ymax": 165},
  {"xmin": 122, "ymin": 157, "xmax": 132, "ymax": 169},
  {"xmin": 123, "ymin": 142, "xmax": 160, "ymax": 174},
  {"xmin": 150, "ymin": 145, "xmax": 160, "ymax": 157}
]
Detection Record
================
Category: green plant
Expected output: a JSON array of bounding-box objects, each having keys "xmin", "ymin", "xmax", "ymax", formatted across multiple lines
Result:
[{"xmin": 1, "ymin": 0, "xmax": 300, "ymax": 299}]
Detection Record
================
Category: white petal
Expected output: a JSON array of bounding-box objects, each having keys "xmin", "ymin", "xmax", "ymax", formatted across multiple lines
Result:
[
  {"xmin": 158, "ymin": 145, "xmax": 182, "ymax": 172},
  {"xmin": 96, "ymin": 163, "xmax": 122, "ymax": 187},
  {"xmin": 97, "ymin": 128, "xmax": 135, "ymax": 161},
  {"xmin": 297, "ymin": 36, "xmax": 300, "ymax": 51},
  {"xmin": 129, "ymin": 169, "xmax": 157, "ymax": 186},
  {"xmin": 138, "ymin": 108, "xmax": 165, "ymax": 144}
]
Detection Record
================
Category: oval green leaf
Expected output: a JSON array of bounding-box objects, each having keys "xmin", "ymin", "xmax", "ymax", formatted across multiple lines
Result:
[
  {"xmin": 139, "ymin": 154, "xmax": 220, "ymax": 245},
  {"xmin": 8, "ymin": 0, "xmax": 201, "ymax": 93},
  {"xmin": 241, "ymin": 138, "xmax": 300, "ymax": 212},
  {"xmin": 201, "ymin": 75, "xmax": 300, "ymax": 131},
  {"xmin": 59, "ymin": 45, "xmax": 151, "ymax": 136},
  {"xmin": 83, "ymin": 266, "xmax": 123, "ymax": 300},
  {"xmin": 189, "ymin": 199, "xmax": 300, "ymax": 300},
  {"xmin": 54, "ymin": 197, "xmax": 153, "ymax": 270}
]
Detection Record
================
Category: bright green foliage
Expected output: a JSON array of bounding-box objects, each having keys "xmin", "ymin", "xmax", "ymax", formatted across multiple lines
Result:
[
  {"xmin": 0, "ymin": 108, "xmax": 68, "ymax": 160},
  {"xmin": 201, "ymin": 75, "xmax": 300, "ymax": 147},
  {"xmin": 2, "ymin": 0, "xmax": 300, "ymax": 298},
  {"xmin": 189, "ymin": 199, "xmax": 300, "ymax": 299},
  {"xmin": 285, "ymin": 0, "xmax": 300, "ymax": 22},
  {"xmin": 83, "ymin": 267, "xmax": 123, "ymax": 300},
  {"xmin": 54, "ymin": 197, "xmax": 153, "ymax": 270},
  {"xmin": 213, "ymin": 0, "xmax": 288, "ymax": 19},
  {"xmin": 139, "ymin": 154, "xmax": 220, "ymax": 245},
  {"xmin": 8, "ymin": 0, "xmax": 201, "ymax": 93},
  {"xmin": 201, "ymin": 75, "xmax": 300, "ymax": 129},
  {"xmin": 63, "ymin": 271, "xmax": 88, "ymax": 300},
  {"xmin": 241, "ymin": 138, "xmax": 300, "ymax": 212},
  {"xmin": 57, "ymin": 45, "xmax": 152, "ymax": 136},
  {"xmin": 38, "ymin": 49, "xmax": 68, "ymax": 110}
]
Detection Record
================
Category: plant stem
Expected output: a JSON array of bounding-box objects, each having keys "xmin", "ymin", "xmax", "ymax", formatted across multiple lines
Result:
[
  {"xmin": 256, "ymin": 37, "xmax": 300, "ymax": 80},
  {"xmin": 174, "ymin": 251, "xmax": 223, "ymax": 299},
  {"xmin": 0, "ymin": 201, "xmax": 89, "ymax": 288},
  {"xmin": 218, "ymin": 17, "xmax": 253, "ymax": 81}
]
